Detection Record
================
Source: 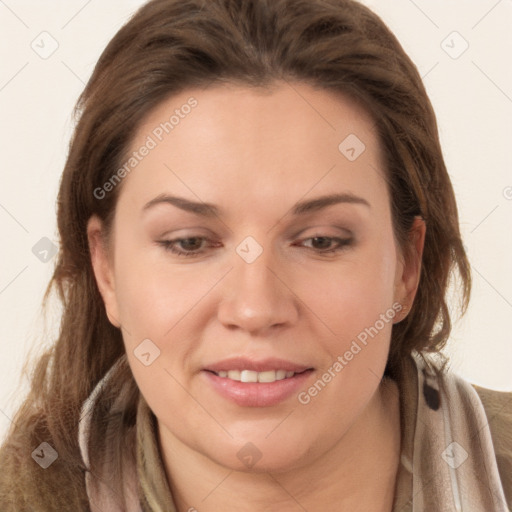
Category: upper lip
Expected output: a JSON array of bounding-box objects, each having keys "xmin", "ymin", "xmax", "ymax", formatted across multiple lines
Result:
[{"xmin": 204, "ymin": 357, "xmax": 313, "ymax": 373}]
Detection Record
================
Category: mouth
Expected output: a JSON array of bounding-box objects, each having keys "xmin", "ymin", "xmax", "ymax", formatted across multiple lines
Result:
[
  {"xmin": 202, "ymin": 358, "xmax": 315, "ymax": 407},
  {"xmin": 205, "ymin": 368, "xmax": 311, "ymax": 383}
]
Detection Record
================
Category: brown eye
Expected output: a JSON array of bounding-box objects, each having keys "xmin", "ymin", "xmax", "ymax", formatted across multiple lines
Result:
[
  {"xmin": 299, "ymin": 236, "xmax": 353, "ymax": 254},
  {"xmin": 158, "ymin": 237, "xmax": 210, "ymax": 257}
]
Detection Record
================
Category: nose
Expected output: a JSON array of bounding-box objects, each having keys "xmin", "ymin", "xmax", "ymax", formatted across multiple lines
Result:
[{"xmin": 217, "ymin": 245, "xmax": 299, "ymax": 335}]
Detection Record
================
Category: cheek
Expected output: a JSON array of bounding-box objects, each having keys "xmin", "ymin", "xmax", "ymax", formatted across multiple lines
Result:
[
  {"xmin": 296, "ymin": 239, "xmax": 398, "ymax": 412},
  {"xmin": 295, "ymin": 253, "xmax": 397, "ymax": 427},
  {"xmin": 301, "ymin": 240, "xmax": 398, "ymax": 333},
  {"xmin": 111, "ymin": 229, "xmax": 206, "ymax": 339},
  {"xmin": 112, "ymin": 260, "xmax": 203, "ymax": 419},
  {"xmin": 111, "ymin": 242, "xmax": 224, "ymax": 386}
]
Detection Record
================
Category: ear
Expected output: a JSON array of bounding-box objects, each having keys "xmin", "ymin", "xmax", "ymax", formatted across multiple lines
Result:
[
  {"xmin": 393, "ymin": 216, "xmax": 426, "ymax": 322},
  {"xmin": 87, "ymin": 215, "xmax": 121, "ymax": 328}
]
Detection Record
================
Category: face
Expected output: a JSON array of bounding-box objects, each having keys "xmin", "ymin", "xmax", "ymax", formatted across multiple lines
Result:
[{"xmin": 88, "ymin": 81, "xmax": 423, "ymax": 473}]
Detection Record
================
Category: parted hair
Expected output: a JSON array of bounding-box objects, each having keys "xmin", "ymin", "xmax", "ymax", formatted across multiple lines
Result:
[{"xmin": 0, "ymin": 0, "xmax": 471, "ymax": 509}]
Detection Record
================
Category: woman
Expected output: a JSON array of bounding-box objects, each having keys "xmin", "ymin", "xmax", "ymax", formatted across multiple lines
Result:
[{"xmin": 0, "ymin": 0, "xmax": 510, "ymax": 510}]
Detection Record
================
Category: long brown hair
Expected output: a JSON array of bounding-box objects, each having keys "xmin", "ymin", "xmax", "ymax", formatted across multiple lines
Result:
[{"xmin": 0, "ymin": 0, "xmax": 471, "ymax": 509}]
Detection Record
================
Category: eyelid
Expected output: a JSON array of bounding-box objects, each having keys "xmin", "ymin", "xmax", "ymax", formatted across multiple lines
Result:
[
  {"xmin": 289, "ymin": 224, "xmax": 354, "ymax": 240},
  {"xmin": 156, "ymin": 236, "xmax": 217, "ymax": 258},
  {"xmin": 295, "ymin": 234, "xmax": 353, "ymax": 252}
]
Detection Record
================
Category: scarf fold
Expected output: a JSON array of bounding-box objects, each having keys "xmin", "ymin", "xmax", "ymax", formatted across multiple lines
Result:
[
  {"xmin": 78, "ymin": 351, "xmax": 509, "ymax": 511},
  {"xmin": 392, "ymin": 351, "xmax": 508, "ymax": 511}
]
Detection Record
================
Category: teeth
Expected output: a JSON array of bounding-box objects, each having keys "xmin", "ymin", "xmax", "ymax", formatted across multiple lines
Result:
[
  {"xmin": 258, "ymin": 370, "xmax": 277, "ymax": 383},
  {"xmin": 216, "ymin": 369, "xmax": 298, "ymax": 383},
  {"xmin": 241, "ymin": 370, "xmax": 258, "ymax": 383}
]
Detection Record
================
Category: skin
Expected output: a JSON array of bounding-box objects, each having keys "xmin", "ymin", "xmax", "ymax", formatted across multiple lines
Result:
[{"xmin": 88, "ymin": 81, "xmax": 425, "ymax": 511}]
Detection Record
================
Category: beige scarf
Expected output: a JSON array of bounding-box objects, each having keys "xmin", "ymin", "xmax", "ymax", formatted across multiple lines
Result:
[{"xmin": 78, "ymin": 351, "xmax": 509, "ymax": 511}]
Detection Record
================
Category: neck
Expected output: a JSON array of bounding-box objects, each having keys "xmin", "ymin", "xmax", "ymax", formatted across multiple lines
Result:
[{"xmin": 159, "ymin": 379, "xmax": 401, "ymax": 512}]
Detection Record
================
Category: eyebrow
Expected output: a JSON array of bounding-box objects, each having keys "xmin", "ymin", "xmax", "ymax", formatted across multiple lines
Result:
[{"xmin": 142, "ymin": 192, "xmax": 371, "ymax": 217}]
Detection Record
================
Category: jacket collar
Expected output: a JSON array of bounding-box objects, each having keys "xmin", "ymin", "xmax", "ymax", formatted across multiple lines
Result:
[{"xmin": 392, "ymin": 350, "xmax": 508, "ymax": 511}]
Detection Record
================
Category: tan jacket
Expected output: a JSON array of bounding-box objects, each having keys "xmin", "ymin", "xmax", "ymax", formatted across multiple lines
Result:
[
  {"xmin": 390, "ymin": 352, "xmax": 511, "ymax": 511},
  {"xmin": 473, "ymin": 384, "xmax": 512, "ymax": 507}
]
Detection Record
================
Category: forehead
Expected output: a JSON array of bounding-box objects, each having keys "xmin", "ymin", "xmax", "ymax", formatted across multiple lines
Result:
[
  {"xmin": 118, "ymin": 81, "xmax": 387, "ymax": 213},
  {"xmin": 136, "ymin": 80, "xmax": 378, "ymax": 149}
]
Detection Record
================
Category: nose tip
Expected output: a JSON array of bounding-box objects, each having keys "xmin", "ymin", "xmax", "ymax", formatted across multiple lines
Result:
[{"xmin": 217, "ymin": 249, "xmax": 298, "ymax": 335}]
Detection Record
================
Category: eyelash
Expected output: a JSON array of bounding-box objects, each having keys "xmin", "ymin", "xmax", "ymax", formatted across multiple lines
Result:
[{"xmin": 157, "ymin": 235, "xmax": 353, "ymax": 258}]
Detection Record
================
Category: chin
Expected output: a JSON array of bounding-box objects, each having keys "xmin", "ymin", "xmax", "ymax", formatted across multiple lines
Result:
[{"xmin": 203, "ymin": 435, "xmax": 315, "ymax": 475}]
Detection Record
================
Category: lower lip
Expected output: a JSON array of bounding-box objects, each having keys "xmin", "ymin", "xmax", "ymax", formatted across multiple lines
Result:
[{"xmin": 202, "ymin": 370, "xmax": 314, "ymax": 407}]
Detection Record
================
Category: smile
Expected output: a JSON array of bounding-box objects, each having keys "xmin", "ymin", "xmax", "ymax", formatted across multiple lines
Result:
[
  {"xmin": 212, "ymin": 369, "xmax": 297, "ymax": 383},
  {"xmin": 203, "ymin": 362, "xmax": 314, "ymax": 407}
]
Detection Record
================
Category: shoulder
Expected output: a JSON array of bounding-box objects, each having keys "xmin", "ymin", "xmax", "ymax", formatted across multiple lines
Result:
[
  {"xmin": 410, "ymin": 352, "xmax": 512, "ymax": 508},
  {"xmin": 472, "ymin": 383, "xmax": 512, "ymax": 509}
]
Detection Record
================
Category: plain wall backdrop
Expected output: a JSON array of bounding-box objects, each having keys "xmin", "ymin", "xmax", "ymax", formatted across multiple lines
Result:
[{"xmin": 1, "ymin": 0, "xmax": 511, "ymax": 442}]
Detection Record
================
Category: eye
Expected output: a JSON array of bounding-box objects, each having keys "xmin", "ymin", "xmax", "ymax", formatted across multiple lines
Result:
[
  {"xmin": 297, "ymin": 236, "xmax": 353, "ymax": 254},
  {"xmin": 157, "ymin": 234, "xmax": 353, "ymax": 259},
  {"xmin": 157, "ymin": 236, "xmax": 213, "ymax": 258}
]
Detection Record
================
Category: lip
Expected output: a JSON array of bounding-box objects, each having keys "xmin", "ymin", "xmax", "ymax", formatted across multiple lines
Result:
[
  {"xmin": 204, "ymin": 356, "xmax": 312, "ymax": 373},
  {"xmin": 202, "ymin": 357, "xmax": 314, "ymax": 407}
]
